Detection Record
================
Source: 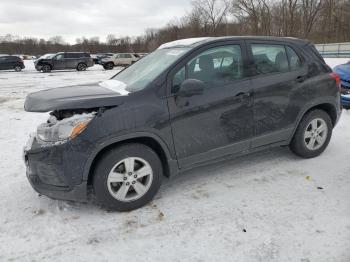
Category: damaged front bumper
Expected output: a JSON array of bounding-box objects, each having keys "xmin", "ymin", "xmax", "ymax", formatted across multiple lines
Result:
[{"xmin": 23, "ymin": 134, "xmax": 89, "ymax": 202}]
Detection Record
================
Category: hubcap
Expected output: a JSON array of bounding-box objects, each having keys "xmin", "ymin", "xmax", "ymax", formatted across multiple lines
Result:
[
  {"xmin": 304, "ymin": 118, "xmax": 328, "ymax": 151},
  {"xmin": 107, "ymin": 157, "xmax": 153, "ymax": 202}
]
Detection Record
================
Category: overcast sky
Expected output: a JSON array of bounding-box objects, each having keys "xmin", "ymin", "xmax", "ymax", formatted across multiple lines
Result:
[{"xmin": 0, "ymin": 0, "xmax": 192, "ymax": 43}]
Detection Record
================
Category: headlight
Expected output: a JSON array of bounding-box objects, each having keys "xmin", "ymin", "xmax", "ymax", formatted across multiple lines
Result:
[{"xmin": 36, "ymin": 112, "xmax": 95, "ymax": 143}]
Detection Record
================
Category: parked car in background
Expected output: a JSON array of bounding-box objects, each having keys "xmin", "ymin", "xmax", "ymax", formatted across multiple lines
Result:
[
  {"xmin": 137, "ymin": 53, "xmax": 148, "ymax": 57},
  {"xmin": 0, "ymin": 55, "xmax": 25, "ymax": 72},
  {"xmin": 34, "ymin": 52, "xmax": 94, "ymax": 72},
  {"xmin": 91, "ymin": 53, "xmax": 114, "ymax": 64},
  {"xmin": 333, "ymin": 61, "xmax": 350, "ymax": 108},
  {"xmin": 100, "ymin": 53, "xmax": 139, "ymax": 69},
  {"xmin": 24, "ymin": 36, "xmax": 341, "ymax": 211}
]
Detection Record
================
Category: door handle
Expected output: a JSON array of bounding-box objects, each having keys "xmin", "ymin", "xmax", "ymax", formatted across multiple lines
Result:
[{"xmin": 296, "ymin": 75, "xmax": 306, "ymax": 83}]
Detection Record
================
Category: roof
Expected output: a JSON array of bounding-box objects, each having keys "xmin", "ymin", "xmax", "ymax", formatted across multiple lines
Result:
[{"xmin": 158, "ymin": 36, "xmax": 310, "ymax": 49}]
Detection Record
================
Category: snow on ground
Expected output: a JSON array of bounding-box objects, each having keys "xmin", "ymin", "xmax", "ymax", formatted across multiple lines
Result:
[{"xmin": 0, "ymin": 59, "xmax": 349, "ymax": 261}]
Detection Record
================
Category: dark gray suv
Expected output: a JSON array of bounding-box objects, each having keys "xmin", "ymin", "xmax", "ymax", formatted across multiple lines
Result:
[
  {"xmin": 24, "ymin": 37, "xmax": 342, "ymax": 211},
  {"xmin": 34, "ymin": 52, "xmax": 94, "ymax": 72}
]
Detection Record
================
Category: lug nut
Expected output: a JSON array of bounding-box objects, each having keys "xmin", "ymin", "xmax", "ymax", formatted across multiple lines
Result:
[
  {"xmin": 123, "ymin": 177, "xmax": 127, "ymax": 180},
  {"xmin": 134, "ymin": 175, "xmax": 137, "ymax": 178},
  {"xmin": 126, "ymin": 182, "xmax": 130, "ymax": 185},
  {"xmin": 128, "ymin": 172, "xmax": 132, "ymax": 176},
  {"xmin": 132, "ymin": 181, "xmax": 136, "ymax": 184}
]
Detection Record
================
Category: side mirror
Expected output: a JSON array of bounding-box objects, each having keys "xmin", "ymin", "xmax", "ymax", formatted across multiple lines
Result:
[{"xmin": 178, "ymin": 79, "xmax": 205, "ymax": 97}]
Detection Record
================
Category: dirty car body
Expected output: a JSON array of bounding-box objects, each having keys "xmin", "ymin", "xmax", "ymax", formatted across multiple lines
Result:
[{"xmin": 24, "ymin": 36, "xmax": 341, "ymax": 206}]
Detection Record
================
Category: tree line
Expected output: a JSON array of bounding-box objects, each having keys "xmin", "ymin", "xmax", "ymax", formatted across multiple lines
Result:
[{"xmin": 1, "ymin": 0, "xmax": 349, "ymax": 56}]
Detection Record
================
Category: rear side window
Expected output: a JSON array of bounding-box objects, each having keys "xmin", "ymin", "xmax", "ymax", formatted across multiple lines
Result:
[
  {"xmin": 251, "ymin": 44, "xmax": 289, "ymax": 74},
  {"xmin": 286, "ymin": 46, "xmax": 301, "ymax": 70},
  {"xmin": 64, "ymin": 53, "xmax": 75, "ymax": 58}
]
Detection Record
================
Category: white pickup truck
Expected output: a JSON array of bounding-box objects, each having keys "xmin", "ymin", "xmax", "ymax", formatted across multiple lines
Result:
[{"xmin": 100, "ymin": 53, "xmax": 140, "ymax": 69}]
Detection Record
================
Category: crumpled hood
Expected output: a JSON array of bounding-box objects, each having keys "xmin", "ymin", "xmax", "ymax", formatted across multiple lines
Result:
[{"xmin": 24, "ymin": 80, "xmax": 129, "ymax": 112}]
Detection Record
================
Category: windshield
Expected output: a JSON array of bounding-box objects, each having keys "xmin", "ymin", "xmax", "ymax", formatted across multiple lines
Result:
[{"xmin": 112, "ymin": 48, "xmax": 189, "ymax": 92}]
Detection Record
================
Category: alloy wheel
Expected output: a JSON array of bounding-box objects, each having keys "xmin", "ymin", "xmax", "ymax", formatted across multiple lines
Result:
[
  {"xmin": 304, "ymin": 118, "xmax": 328, "ymax": 151},
  {"xmin": 107, "ymin": 157, "xmax": 153, "ymax": 202}
]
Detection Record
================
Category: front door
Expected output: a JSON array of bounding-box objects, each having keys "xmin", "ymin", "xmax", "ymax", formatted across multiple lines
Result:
[
  {"xmin": 167, "ymin": 42, "xmax": 254, "ymax": 169},
  {"xmin": 52, "ymin": 53, "xmax": 66, "ymax": 70}
]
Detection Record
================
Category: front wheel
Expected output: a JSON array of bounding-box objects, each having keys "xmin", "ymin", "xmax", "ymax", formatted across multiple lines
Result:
[
  {"xmin": 92, "ymin": 143, "xmax": 163, "ymax": 211},
  {"xmin": 41, "ymin": 64, "xmax": 51, "ymax": 73},
  {"xmin": 14, "ymin": 65, "xmax": 22, "ymax": 72},
  {"xmin": 290, "ymin": 109, "xmax": 332, "ymax": 158}
]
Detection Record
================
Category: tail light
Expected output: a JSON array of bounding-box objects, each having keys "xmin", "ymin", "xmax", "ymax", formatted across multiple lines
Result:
[{"xmin": 329, "ymin": 72, "xmax": 341, "ymax": 92}]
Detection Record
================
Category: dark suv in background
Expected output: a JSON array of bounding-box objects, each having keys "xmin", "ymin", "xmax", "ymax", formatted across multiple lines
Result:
[
  {"xmin": 0, "ymin": 55, "xmax": 25, "ymax": 72},
  {"xmin": 34, "ymin": 52, "xmax": 94, "ymax": 72},
  {"xmin": 24, "ymin": 37, "xmax": 341, "ymax": 211}
]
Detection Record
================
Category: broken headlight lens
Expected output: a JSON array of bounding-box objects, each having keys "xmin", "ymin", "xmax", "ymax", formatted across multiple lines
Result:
[{"xmin": 36, "ymin": 113, "xmax": 95, "ymax": 143}]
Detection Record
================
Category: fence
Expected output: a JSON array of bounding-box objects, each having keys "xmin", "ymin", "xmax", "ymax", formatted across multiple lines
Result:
[{"xmin": 315, "ymin": 42, "xmax": 350, "ymax": 58}]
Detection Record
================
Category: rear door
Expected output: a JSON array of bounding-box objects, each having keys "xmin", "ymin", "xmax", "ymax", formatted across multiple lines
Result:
[
  {"xmin": 246, "ymin": 40, "xmax": 308, "ymax": 147},
  {"xmin": 64, "ymin": 53, "xmax": 78, "ymax": 69},
  {"xmin": 167, "ymin": 41, "xmax": 254, "ymax": 168},
  {"xmin": 0, "ymin": 56, "xmax": 9, "ymax": 70}
]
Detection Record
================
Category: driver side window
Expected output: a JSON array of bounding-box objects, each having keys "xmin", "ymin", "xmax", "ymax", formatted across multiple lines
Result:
[
  {"xmin": 56, "ymin": 54, "xmax": 64, "ymax": 60},
  {"xmin": 171, "ymin": 45, "xmax": 243, "ymax": 94}
]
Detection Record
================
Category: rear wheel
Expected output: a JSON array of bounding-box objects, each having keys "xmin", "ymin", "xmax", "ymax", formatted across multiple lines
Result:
[
  {"xmin": 92, "ymin": 143, "xmax": 163, "ymax": 211},
  {"xmin": 77, "ymin": 63, "xmax": 87, "ymax": 71},
  {"xmin": 14, "ymin": 65, "xmax": 22, "ymax": 72},
  {"xmin": 103, "ymin": 62, "xmax": 114, "ymax": 70},
  {"xmin": 290, "ymin": 109, "xmax": 332, "ymax": 158},
  {"xmin": 41, "ymin": 64, "xmax": 51, "ymax": 73}
]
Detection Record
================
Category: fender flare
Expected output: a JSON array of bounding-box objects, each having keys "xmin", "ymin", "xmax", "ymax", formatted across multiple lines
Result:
[
  {"xmin": 82, "ymin": 131, "xmax": 176, "ymax": 181},
  {"xmin": 288, "ymin": 96, "xmax": 338, "ymax": 143}
]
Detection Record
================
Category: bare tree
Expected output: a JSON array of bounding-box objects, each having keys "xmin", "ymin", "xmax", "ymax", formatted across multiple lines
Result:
[{"xmin": 192, "ymin": 0, "xmax": 230, "ymax": 35}]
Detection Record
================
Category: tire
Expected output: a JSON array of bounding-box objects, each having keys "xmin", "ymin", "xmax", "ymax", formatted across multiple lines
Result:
[
  {"xmin": 77, "ymin": 63, "xmax": 87, "ymax": 71},
  {"xmin": 42, "ymin": 64, "xmax": 51, "ymax": 73},
  {"xmin": 92, "ymin": 143, "xmax": 163, "ymax": 211},
  {"xmin": 14, "ymin": 65, "xmax": 22, "ymax": 72},
  {"xmin": 290, "ymin": 109, "xmax": 332, "ymax": 158},
  {"xmin": 343, "ymin": 105, "xmax": 350, "ymax": 110},
  {"xmin": 104, "ymin": 62, "xmax": 114, "ymax": 70}
]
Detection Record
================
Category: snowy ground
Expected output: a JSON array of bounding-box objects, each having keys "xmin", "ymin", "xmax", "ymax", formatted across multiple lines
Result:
[{"xmin": 0, "ymin": 59, "xmax": 349, "ymax": 262}]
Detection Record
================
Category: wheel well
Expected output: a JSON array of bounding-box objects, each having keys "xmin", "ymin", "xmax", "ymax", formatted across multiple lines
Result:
[
  {"xmin": 42, "ymin": 63, "xmax": 52, "ymax": 69},
  {"xmin": 87, "ymin": 137, "xmax": 170, "ymax": 185},
  {"xmin": 304, "ymin": 103, "xmax": 337, "ymax": 126}
]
